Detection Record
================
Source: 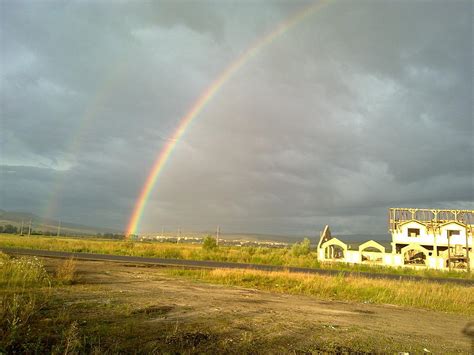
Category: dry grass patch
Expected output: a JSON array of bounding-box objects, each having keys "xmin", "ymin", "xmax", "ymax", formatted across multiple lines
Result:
[
  {"xmin": 0, "ymin": 253, "xmax": 51, "ymax": 352},
  {"xmin": 1, "ymin": 234, "xmax": 473, "ymax": 280},
  {"xmin": 0, "ymin": 253, "xmax": 81, "ymax": 353},
  {"xmin": 55, "ymin": 257, "xmax": 77, "ymax": 284},
  {"xmin": 166, "ymin": 268, "xmax": 474, "ymax": 315},
  {"xmin": 0, "ymin": 252, "xmax": 50, "ymax": 289}
]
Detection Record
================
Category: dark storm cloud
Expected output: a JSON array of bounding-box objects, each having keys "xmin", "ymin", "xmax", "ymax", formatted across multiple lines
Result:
[{"xmin": 1, "ymin": 0, "xmax": 472, "ymax": 236}]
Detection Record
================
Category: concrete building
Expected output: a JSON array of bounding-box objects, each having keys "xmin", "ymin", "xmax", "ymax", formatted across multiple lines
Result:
[{"xmin": 317, "ymin": 208, "xmax": 473, "ymax": 272}]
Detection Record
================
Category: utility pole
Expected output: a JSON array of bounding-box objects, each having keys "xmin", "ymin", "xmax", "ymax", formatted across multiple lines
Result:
[
  {"xmin": 216, "ymin": 225, "xmax": 220, "ymax": 246},
  {"xmin": 161, "ymin": 226, "xmax": 164, "ymax": 237},
  {"xmin": 447, "ymin": 233, "xmax": 451, "ymax": 271},
  {"xmin": 28, "ymin": 219, "xmax": 32, "ymax": 237},
  {"xmin": 57, "ymin": 219, "xmax": 61, "ymax": 238},
  {"xmin": 20, "ymin": 220, "xmax": 24, "ymax": 235},
  {"xmin": 465, "ymin": 232, "xmax": 470, "ymax": 273},
  {"xmin": 177, "ymin": 227, "xmax": 181, "ymax": 243}
]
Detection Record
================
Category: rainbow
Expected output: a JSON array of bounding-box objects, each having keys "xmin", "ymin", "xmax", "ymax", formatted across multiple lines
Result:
[
  {"xmin": 126, "ymin": 0, "xmax": 330, "ymax": 237},
  {"xmin": 42, "ymin": 64, "xmax": 125, "ymax": 221}
]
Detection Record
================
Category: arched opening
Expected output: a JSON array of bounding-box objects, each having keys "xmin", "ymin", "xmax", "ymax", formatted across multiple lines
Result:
[
  {"xmin": 361, "ymin": 247, "xmax": 383, "ymax": 263},
  {"xmin": 324, "ymin": 244, "xmax": 345, "ymax": 260},
  {"xmin": 358, "ymin": 241, "xmax": 385, "ymax": 264},
  {"xmin": 403, "ymin": 249, "xmax": 427, "ymax": 265}
]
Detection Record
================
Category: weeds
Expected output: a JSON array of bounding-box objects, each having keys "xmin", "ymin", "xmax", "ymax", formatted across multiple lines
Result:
[
  {"xmin": 0, "ymin": 253, "xmax": 81, "ymax": 353},
  {"xmin": 0, "ymin": 252, "xmax": 51, "ymax": 289},
  {"xmin": 1, "ymin": 234, "xmax": 472, "ymax": 280},
  {"xmin": 0, "ymin": 292, "xmax": 41, "ymax": 351},
  {"xmin": 0, "ymin": 253, "xmax": 51, "ymax": 352},
  {"xmin": 0, "ymin": 250, "xmax": 469, "ymax": 353},
  {"xmin": 58, "ymin": 321, "xmax": 81, "ymax": 355},
  {"xmin": 56, "ymin": 257, "xmax": 77, "ymax": 284},
  {"xmin": 165, "ymin": 268, "xmax": 474, "ymax": 315}
]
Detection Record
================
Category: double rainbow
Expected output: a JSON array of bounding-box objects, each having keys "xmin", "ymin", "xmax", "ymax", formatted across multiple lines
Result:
[{"xmin": 126, "ymin": 0, "xmax": 329, "ymax": 237}]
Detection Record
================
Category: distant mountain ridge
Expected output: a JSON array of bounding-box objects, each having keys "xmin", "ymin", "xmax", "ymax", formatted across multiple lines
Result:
[
  {"xmin": 0, "ymin": 209, "xmax": 391, "ymax": 243},
  {"xmin": 140, "ymin": 230, "xmax": 391, "ymax": 244},
  {"xmin": 0, "ymin": 209, "xmax": 121, "ymax": 235}
]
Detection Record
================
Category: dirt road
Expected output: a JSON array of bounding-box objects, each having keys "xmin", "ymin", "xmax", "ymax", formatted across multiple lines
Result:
[{"xmin": 42, "ymin": 259, "xmax": 473, "ymax": 353}]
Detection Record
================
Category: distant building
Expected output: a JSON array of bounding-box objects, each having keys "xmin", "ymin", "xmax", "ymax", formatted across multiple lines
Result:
[{"xmin": 317, "ymin": 208, "xmax": 473, "ymax": 271}]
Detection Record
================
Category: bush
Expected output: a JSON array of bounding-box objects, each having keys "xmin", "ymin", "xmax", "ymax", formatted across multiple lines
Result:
[
  {"xmin": 1, "ymin": 225, "xmax": 18, "ymax": 234},
  {"xmin": 291, "ymin": 238, "xmax": 311, "ymax": 257},
  {"xmin": 202, "ymin": 236, "xmax": 218, "ymax": 251},
  {"xmin": 55, "ymin": 258, "xmax": 77, "ymax": 284}
]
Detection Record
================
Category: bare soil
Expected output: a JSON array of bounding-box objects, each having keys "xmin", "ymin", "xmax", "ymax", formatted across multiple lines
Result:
[{"xmin": 41, "ymin": 258, "xmax": 473, "ymax": 354}]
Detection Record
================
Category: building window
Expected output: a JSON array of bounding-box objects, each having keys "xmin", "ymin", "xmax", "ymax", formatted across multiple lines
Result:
[
  {"xmin": 407, "ymin": 228, "xmax": 420, "ymax": 237},
  {"xmin": 447, "ymin": 230, "xmax": 460, "ymax": 237}
]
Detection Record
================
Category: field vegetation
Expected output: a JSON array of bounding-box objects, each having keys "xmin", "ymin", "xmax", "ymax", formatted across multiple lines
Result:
[
  {"xmin": 0, "ymin": 253, "xmax": 472, "ymax": 353},
  {"xmin": 165, "ymin": 268, "xmax": 474, "ymax": 315},
  {"xmin": 1, "ymin": 234, "xmax": 472, "ymax": 280},
  {"xmin": 0, "ymin": 252, "xmax": 80, "ymax": 353}
]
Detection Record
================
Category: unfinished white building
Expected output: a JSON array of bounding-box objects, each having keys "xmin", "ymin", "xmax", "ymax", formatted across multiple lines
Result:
[{"xmin": 317, "ymin": 208, "xmax": 473, "ymax": 272}]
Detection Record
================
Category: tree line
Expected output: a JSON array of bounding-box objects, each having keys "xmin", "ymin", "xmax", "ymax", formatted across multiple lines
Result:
[
  {"xmin": 0, "ymin": 225, "xmax": 125, "ymax": 239},
  {"xmin": 0, "ymin": 224, "xmax": 46, "ymax": 235}
]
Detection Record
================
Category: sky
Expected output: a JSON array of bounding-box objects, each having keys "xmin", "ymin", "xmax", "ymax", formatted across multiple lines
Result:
[{"xmin": 1, "ymin": 0, "xmax": 472, "ymax": 237}]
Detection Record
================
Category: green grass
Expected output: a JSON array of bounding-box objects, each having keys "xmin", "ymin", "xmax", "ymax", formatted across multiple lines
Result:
[
  {"xmin": 0, "ymin": 252, "xmax": 51, "ymax": 289},
  {"xmin": 1, "ymin": 234, "xmax": 472, "ymax": 280},
  {"xmin": 0, "ymin": 252, "xmax": 471, "ymax": 353},
  {"xmin": 0, "ymin": 234, "xmax": 321, "ymax": 267},
  {"xmin": 0, "ymin": 252, "xmax": 82, "ymax": 353},
  {"xmin": 165, "ymin": 268, "xmax": 474, "ymax": 315},
  {"xmin": 0, "ymin": 252, "xmax": 50, "ymax": 353}
]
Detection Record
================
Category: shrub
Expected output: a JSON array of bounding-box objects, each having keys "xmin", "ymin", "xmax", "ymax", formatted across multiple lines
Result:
[
  {"xmin": 55, "ymin": 258, "xmax": 77, "ymax": 284},
  {"xmin": 291, "ymin": 238, "xmax": 311, "ymax": 257},
  {"xmin": 202, "ymin": 236, "xmax": 218, "ymax": 251}
]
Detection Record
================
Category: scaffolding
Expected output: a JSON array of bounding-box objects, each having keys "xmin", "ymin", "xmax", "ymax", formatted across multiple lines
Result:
[
  {"xmin": 388, "ymin": 208, "xmax": 474, "ymax": 232},
  {"xmin": 388, "ymin": 208, "xmax": 473, "ymax": 271}
]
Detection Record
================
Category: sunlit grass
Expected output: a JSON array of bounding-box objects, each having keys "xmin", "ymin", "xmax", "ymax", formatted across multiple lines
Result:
[
  {"xmin": 0, "ymin": 234, "xmax": 321, "ymax": 267},
  {"xmin": 1, "ymin": 234, "xmax": 472, "ymax": 279},
  {"xmin": 165, "ymin": 268, "xmax": 474, "ymax": 315},
  {"xmin": 0, "ymin": 251, "xmax": 50, "ymax": 289},
  {"xmin": 0, "ymin": 250, "xmax": 470, "ymax": 353},
  {"xmin": 0, "ymin": 251, "xmax": 83, "ymax": 353},
  {"xmin": 0, "ymin": 252, "xmax": 50, "ymax": 352},
  {"xmin": 55, "ymin": 257, "xmax": 77, "ymax": 285}
]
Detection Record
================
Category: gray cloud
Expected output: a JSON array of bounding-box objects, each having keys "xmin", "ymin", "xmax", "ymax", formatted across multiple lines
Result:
[{"xmin": 1, "ymin": 0, "xmax": 472, "ymax": 237}]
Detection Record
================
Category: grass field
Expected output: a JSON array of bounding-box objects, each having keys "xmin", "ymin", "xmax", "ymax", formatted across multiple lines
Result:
[
  {"xmin": 0, "ymin": 252, "xmax": 78, "ymax": 353},
  {"xmin": 1, "ymin": 253, "xmax": 472, "ymax": 353},
  {"xmin": 1, "ymin": 234, "xmax": 472, "ymax": 280},
  {"xmin": 165, "ymin": 268, "xmax": 474, "ymax": 315}
]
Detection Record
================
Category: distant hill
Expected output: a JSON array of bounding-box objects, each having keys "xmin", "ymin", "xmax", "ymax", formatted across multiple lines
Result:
[
  {"xmin": 217, "ymin": 232, "xmax": 391, "ymax": 244},
  {"xmin": 139, "ymin": 230, "xmax": 291, "ymax": 242},
  {"xmin": 140, "ymin": 231, "xmax": 391, "ymax": 245},
  {"xmin": 0, "ymin": 209, "xmax": 392, "ymax": 243},
  {"xmin": 221, "ymin": 232, "xmax": 305, "ymax": 243},
  {"xmin": 0, "ymin": 209, "xmax": 121, "ymax": 236}
]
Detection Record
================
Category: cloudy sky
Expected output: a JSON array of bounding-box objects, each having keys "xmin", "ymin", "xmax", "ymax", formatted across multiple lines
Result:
[{"xmin": 1, "ymin": 0, "xmax": 472, "ymax": 236}]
